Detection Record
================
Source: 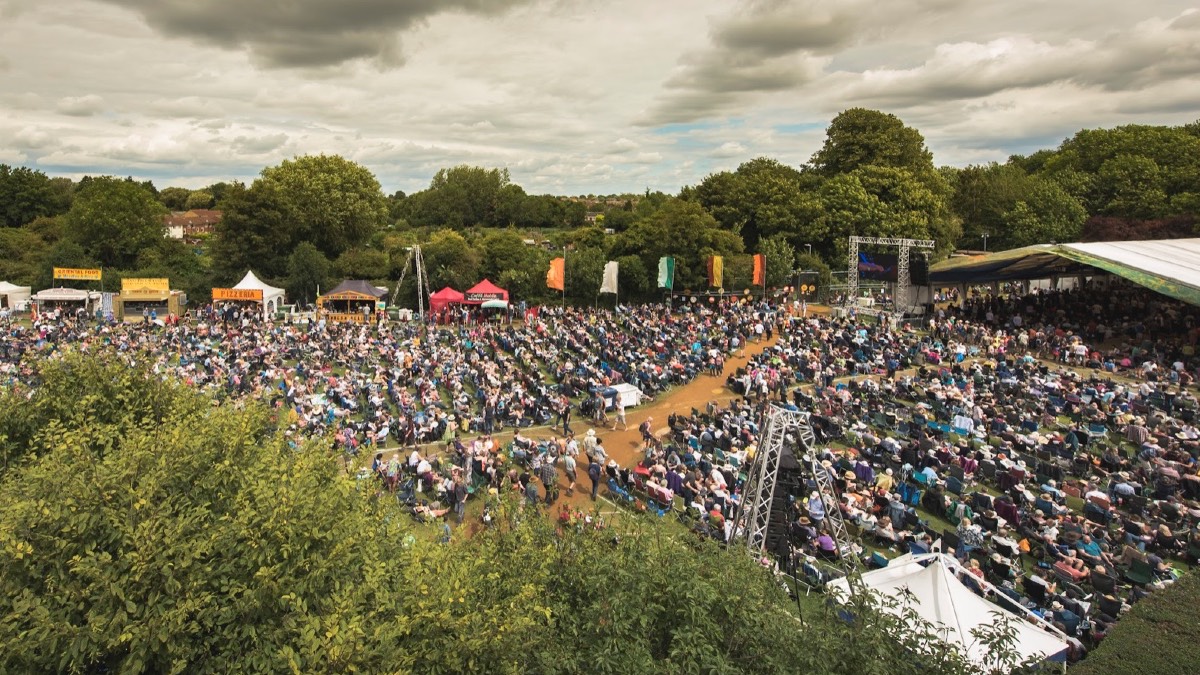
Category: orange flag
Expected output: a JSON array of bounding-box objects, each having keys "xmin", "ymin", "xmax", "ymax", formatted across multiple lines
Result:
[
  {"xmin": 546, "ymin": 257, "xmax": 565, "ymax": 291},
  {"xmin": 752, "ymin": 253, "xmax": 765, "ymax": 286}
]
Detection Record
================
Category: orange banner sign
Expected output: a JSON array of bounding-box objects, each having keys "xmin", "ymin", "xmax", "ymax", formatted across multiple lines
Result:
[{"xmin": 212, "ymin": 288, "xmax": 264, "ymax": 302}]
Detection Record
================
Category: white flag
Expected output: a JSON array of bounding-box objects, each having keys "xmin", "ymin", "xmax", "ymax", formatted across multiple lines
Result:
[{"xmin": 600, "ymin": 260, "xmax": 619, "ymax": 295}]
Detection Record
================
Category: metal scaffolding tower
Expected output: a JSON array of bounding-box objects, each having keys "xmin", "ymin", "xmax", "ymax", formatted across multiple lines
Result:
[
  {"xmin": 844, "ymin": 236, "xmax": 934, "ymax": 315},
  {"xmin": 390, "ymin": 245, "xmax": 430, "ymax": 317},
  {"xmin": 733, "ymin": 404, "xmax": 856, "ymax": 564}
]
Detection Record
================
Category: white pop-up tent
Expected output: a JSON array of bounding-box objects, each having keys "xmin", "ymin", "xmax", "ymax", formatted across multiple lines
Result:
[
  {"xmin": 0, "ymin": 281, "xmax": 31, "ymax": 309},
  {"xmin": 233, "ymin": 270, "xmax": 286, "ymax": 317},
  {"xmin": 828, "ymin": 554, "xmax": 1069, "ymax": 666}
]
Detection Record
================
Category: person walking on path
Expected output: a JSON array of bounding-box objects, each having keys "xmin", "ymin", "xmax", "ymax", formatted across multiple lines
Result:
[
  {"xmin": 562, "ymin": 452, "xmax": 577, "ymax": 496},
  {"xmin": 612, "ymin": 398, "xmax": 627, "ymax": 431},
  {"xmin": 587, "ymin": 458, "xmax": 603, "ymax": 501}
]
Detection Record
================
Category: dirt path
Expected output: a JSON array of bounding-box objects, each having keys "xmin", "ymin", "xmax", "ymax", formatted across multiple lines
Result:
[{"xmin": 523, "ymin": 317, "xmax": 818, "ymax": 510}]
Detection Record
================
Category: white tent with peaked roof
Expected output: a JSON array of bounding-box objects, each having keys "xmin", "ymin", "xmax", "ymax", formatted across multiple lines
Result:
[
  {"xmin": 828, "ymin": 554, "xmax": 1069, "ymax": 667},
  {"xmin": 0, "ymin": 281, "xmax": 31, "ymax": 309},
  {"xmin": 232, "ymin": 270, "xmax": 286, "ymax": 317}
]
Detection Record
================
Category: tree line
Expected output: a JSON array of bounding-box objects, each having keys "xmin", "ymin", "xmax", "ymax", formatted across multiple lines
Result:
[{"xmin": 1, "ymin": 110, "xmax": 1197, "ymax": 307}]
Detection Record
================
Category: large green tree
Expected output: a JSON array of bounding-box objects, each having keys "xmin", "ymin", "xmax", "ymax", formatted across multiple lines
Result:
[
  {"xmin": 408, "ymin": 165, "xmax": 511, "ymax": 229},
  {"xmin": 285, "ymin": 242, "xmax": 331, "ymax": 306},
  {"xmin": 208, "ymin": 181, "xmax": 292, "ymax": 281},
  {"xmin": 810, "ymin": 108, "xmax": 935, "ymax": 177},
  {"xmin": 690, "ymin": 157, "xmax": 822, "ymax": 248},
  {"xmin": 257, "ymin": 154, "xmax": 388, "ymax": 258},
  {"xmin": 63, "ymin": 176, "xmax": 166, "ymax": 268},
  {"xmin": 0, "ymin": 165, "xmax": 71, "ymax": 228},
  {"xmin": 612, "ymin": 198, "xmax": 744, "ymax": 292}
]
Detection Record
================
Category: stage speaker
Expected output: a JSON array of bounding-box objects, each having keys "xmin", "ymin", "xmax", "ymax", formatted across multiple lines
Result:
[{"xmin": 911, "ymin": 256, "xmax": 929, "ymax": 285}]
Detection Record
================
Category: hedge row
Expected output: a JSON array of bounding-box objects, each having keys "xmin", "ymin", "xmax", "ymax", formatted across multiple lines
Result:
[{"xmin": 1070, "ymin": 571, "xmax": 1200, "ymax": 674}]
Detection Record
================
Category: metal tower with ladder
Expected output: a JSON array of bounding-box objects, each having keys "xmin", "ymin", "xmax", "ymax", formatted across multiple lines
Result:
[
  {"xmin": 389, "ymin": 245, "xmax": 430, "ymax": 318},
  {"xmin": 734, "ymin": 403, "xmax": 857, "ymax": 565}
]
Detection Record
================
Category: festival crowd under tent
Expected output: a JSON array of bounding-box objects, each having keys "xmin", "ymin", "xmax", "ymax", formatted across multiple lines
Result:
[
  {"xmin": 0, "ymin": 281, "xmax": 31, "ymax": 310},
  {"xmin": 114, "ymin": 278, "xmax": 187, "ymax": 322},
  {"xmin": 429, "ymin": 286, "xmax": 465, "ymax": 313},
  {"xmin": 318, "ymin": 280, "xmax": 387, "ymax": 323},
  {"xmin": 226, "ymin": 270, "xmax": 286, "ymax": 318}
]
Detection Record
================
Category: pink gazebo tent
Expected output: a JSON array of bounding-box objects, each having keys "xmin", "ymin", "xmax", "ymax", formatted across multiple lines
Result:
[
  {"xmin": 429, "ymin": 286, "xmax": 465, "ymax": 313},
  {"xmin": 463, "ymin": 279, "xmax": 509, "ymax": 304}
]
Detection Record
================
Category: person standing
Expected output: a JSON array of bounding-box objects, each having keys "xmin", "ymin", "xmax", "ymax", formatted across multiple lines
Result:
[
  {"xmin": 612, "ymin": 398, "xmax": 627, "ymax": 431},
  {"xmin": 558, "ymin": 395, "xmax": 573, "ymax": 435},
  {"xmin": 453, "ymin": 475, "xmax": 468, "ymax": 524},
  {"xmin": 538, "ymin": 453, "xmax": 558, "ymax": 505},
  {"xmin": 587, "ymin": 458, "xmax": 603, "ymax": 501},
  {"xmin": 562, "ymin": 452, "xmax": 577, "ymax": 497}
]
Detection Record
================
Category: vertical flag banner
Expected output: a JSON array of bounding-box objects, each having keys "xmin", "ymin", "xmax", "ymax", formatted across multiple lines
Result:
[
  {"xmin": 546, "ymin": 257, "xmax": 565, "ymax": 291},
  {"xmin": 752, "ymin": 253, "xmax": 765, "ymax": 286},
  {"xmin": 707, "ymin": 256, "xmax": 724, "ymax": 288},
  {"xmin": 657, "ymin": 256, "xmax": 675, "ymax": 289},
  {"xmin": 600, "ymin": 260, "xmax": 619, "ymax": 295}
]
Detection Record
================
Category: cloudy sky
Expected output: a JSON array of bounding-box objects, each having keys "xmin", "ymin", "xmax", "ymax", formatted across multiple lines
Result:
[{"xmin": 1, "ymin": 0, "xmax": 1198, "ymax": 195}]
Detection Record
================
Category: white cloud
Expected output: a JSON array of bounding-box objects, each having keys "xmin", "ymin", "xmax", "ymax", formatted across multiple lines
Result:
[{"xmin": 56, "ymin": 94, "xmax": 104, "ymax": 117}]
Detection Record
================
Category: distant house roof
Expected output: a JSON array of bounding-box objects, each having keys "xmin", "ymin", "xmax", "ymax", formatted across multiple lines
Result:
[{"xmin": 164, "ymin": 209, "xmax": 222, "ymax": 228}]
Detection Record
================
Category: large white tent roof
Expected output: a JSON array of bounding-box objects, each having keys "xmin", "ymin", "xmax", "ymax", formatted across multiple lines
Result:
[
  {"xmin": 232, "ymin": 270, "xmax": 284, "ymax": 301},
  {"xmin": 828, "ymin": 554, "xmax": 1068, "ymax": 666},
  {"xmin": 929, "ymin": 238, "xmax": 1200, "ymax": 305}
]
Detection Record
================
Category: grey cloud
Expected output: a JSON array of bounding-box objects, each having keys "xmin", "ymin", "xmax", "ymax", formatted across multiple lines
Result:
[
  {"xmin": 56, "ymin": 94, "xmax": 103, "ymax": 116},
  {"xmin": 713, "ymin": 5, "xmax": 858, "ymax": 57},
  {"xmin": 99, "ymin": 0, "xmax": 530, "ymax": 68},
  {"xmin": 231, "ymin": 133, "xmax": 289, "ymax": 154},
  {"xmin": 837, "ymin": 10, "xmax": 1200, "ymax": 109}
]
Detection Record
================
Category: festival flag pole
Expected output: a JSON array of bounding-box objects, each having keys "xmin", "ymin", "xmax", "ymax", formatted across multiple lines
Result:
[{"xmin": 562, "ymin": 246, "xmax": 567, "ymax": 311}]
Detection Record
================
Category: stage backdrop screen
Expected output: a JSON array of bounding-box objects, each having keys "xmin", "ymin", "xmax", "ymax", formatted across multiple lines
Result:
[{"xmin": 857, "ymin": 252, "xmax": 898, "ymax": 282}]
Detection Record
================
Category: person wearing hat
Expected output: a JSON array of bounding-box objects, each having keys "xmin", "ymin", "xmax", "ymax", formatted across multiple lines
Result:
[
  {"xmin": 875, "ymin": 467, "xmax": 895, "ymax": 493},
  {"xmin": 807, "ymin": 491, "xmax": 826, "ymax": 528},
  {"xmin": 586, "ymin": 456, "xmax": 603, "ymax": 501}
]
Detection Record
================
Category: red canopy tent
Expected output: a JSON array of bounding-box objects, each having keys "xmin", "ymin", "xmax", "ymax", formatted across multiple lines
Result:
[
  {"xmin": 463, "ymin": 279, "xmax": 509, "ymax": 304},
  {"xmin": 429, "ymin": 286, "xmax": 465, "ymax": 313}
]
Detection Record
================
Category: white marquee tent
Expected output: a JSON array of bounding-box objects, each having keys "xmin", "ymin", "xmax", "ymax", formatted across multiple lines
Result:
[
  {"xmin": 0, "ymin": 281, "xmax": 31, "ymax": 309},
  {"xmin": 232, "ymin": 270, "xmax": 286, "ymax": 317},
  {"xmin": 828, "ymin": 554, "xmax": 1069, "ymax": 666}
]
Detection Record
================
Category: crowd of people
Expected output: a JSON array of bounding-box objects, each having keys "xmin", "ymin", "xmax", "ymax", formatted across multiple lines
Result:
[
  {"xmin": 1, "ymin": 299, "xmax": 771, "ymax": 455},
  {"xmin": 7, "ymin": 278, "xmax": 1200, "ymax": 664},
  {"xmin": 607, "ymin": 282, "xmax": 1200, "ymax": 663}
]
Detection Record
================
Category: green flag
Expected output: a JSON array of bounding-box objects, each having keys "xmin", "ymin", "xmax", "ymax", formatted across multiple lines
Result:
[{"xmin": 657, "ymin": 256, "xmax": 675, "ymax": 290}]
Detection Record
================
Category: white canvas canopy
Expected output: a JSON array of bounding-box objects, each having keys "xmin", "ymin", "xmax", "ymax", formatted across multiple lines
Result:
[
  {"xmin": 0, "ymin": 281, "xmax": 31, "ymax": 309},
  {"xmin": 32, "ymin": 288, "xmax": 100, "ymax": 304},
  {"xmin": 233, "ymin": 270, "xmax": 286, "ymax": 316},
  {"xmin": 610, "ymin": 383, "xmax": 644, "ymax": 408},
  {"xmin": 828, "ymin": 554, "xmax": 1069, "ymax": 666}
]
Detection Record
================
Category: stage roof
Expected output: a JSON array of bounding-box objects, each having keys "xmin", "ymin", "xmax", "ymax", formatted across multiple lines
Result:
[{"xmin": 929, "ymin": 238, "xmax": 1200, "ymax": 306}]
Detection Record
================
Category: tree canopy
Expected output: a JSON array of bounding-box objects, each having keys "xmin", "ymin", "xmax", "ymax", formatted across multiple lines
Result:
[{"xmin": 63, "ymin": 176, "xmax": 166, "ymax": 269}]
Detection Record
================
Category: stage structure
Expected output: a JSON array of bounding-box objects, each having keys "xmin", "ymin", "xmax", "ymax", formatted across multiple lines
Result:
[
  {"xmin": 733, "ymin": 404, "xmax": 856, "ymax": 565},
  {"xmin": 390, "ymin": 245, "xmax": 430, "ymax": 317},
  {"xmin": 845, "ymin": 236, "xmax": 934, "ymax": 315}
]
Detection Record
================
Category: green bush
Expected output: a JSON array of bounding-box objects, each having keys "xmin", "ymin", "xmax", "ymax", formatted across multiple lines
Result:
[{"xmin": 1071, "ymin": 572, "xmax": 1200, "ymax": 675}]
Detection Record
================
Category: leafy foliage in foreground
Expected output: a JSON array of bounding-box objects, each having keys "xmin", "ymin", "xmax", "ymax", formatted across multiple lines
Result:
[{"xmin": 0, "ymin": 355, "xmax": 1023, "ymax": 674}]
